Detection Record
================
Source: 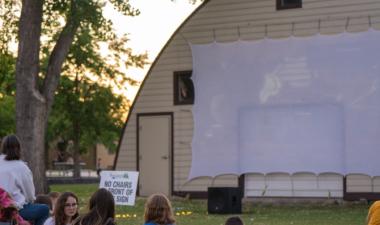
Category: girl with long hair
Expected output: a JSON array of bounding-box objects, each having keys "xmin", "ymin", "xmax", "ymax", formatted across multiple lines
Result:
[
  {"xmin": 73, "ymin": 188, "xmax": 115, "ymax": 225},
  {"xmin": 43, "ymin": 192, "xmax": 79, "ymax": 225}
]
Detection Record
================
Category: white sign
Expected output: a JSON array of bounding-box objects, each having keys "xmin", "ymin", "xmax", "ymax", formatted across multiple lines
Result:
[{"xmin": 99, "ymin": 170, "xmax": 139, "ymax": 206}]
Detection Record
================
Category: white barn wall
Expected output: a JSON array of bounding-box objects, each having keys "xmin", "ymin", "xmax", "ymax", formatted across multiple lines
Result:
[{"xmin": 116, "ymin": 0, "xmax": 380, "ymax": 197}]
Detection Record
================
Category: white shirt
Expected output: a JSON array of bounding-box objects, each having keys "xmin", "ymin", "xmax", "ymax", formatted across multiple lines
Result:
[
  {"xmin": 0, "ymin": 154, "xmax": 36, "ymax": 208},
  {"xmin": 43, "ymin": 217, "xmax": 72, "ymax": 225},
  {"xmin": 43, "ymin": 217, "xmax": 55, "ymax": 225}
]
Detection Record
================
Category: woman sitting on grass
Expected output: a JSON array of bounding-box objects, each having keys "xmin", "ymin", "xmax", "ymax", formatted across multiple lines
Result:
[
  {"xmin": 0, "ymin": 134, "xmax": 49, "ymax": 225},
  {"xmin": 144, "ymin": 193, "xmax": 176, "ymax": 225},
  {"xmin": 73, "ymin": 188, "xmax": 115, "ymax": 225},
  {"xmin": 43, "ymin": 192, "xmax": 79, "ymax": 225}
]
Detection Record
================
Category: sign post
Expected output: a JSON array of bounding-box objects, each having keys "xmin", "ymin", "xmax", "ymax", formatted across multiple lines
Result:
[{"xmin": 99, "ymin": 170, "xmax": 139, "ymax": 206}]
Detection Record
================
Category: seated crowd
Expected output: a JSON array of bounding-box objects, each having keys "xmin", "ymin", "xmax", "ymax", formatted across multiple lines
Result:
[
  {"xmin": 0, "ymin": 134, "xmax": 117, "ymax": 225},
  {"xmin": 1, "ymin": 134, "xmax": 379, "ymax": 225}
]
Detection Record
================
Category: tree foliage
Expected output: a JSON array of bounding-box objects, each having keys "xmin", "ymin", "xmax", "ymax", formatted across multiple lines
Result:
[
  {"xmin": 0, "ymin": 0, "xmax": 148, "ymax": 191},
  {"xmin": 47, "ymin": 75, "xmax": 126, "ymax": 155},
  {"xmin": 1, "ymin": 0, "xmax": 147, "ymax": 141},
  {"xmin": 46, "ymin": 73, "xmax": 127, "ymax": 177},
  {"xmin": 0, "ymin": 52, "xmax": 16, "ymax": 137},
  {"xmin": 39, "ymin": 0, "xmax": 146, "ymax": 93},
  {"xmin": 0, "ymin": 1, "xmax": 17, "ymax": 138}
]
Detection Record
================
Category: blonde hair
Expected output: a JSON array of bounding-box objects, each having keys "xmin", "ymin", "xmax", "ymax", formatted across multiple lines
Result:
[
  {"xmin": 144, "ymin": 193, "xmax": 175, "ymax": 225},
  {"xmin": 367, "ymin": 201, "xmax": 380, "ymax": 225}
]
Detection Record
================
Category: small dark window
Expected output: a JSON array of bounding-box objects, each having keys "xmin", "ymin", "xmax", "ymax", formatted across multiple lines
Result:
[
  {"xmin": 173, "ymin": 71, "xmax": 194, "ymax": 105},
  {"xmin": 277, "ymin": 0, "xmax": 302, "ymax": 10}
]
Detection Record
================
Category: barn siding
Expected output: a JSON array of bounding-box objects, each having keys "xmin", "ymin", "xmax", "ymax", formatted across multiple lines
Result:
[{"xmin": 116, "ymin": 0, "xmax": 380, "ymax": 197}]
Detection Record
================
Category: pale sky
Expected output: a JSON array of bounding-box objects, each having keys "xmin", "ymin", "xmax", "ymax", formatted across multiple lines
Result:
[{"xmin": 104, "ymin": 0, "xmax": 201, "ymax": 100}]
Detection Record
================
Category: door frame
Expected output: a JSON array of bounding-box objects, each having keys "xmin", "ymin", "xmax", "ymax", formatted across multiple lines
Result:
[{"xmin": 136, "ymin": 112, "xmax": 174, "ymax": 196}]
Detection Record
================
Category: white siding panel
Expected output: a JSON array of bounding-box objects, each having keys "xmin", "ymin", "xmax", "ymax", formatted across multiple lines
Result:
[
  {"xmin": 346, "ymin": 174, "xmax": 372, "ymax": 192},
  {"xmin": 245, "ymin": 173, "xmax": 267, "ymax": 197},
  {"xmin": 135, "ymin": 102, "xmax": 174, "ymax": 110},
  {"xmin": 188, "ymin": 1, "xmax": 379, "ymax": 27},
  {"xmin": 132, "ymin": 108, "xmax": 175, "ymax": 114},
  {"xmin": 211, "ymin": 175, "xmax": 239, "ymax": 187},
  {"xmin": 140, "ymin": 79, "xmax": 172, "ymax": 88},
  {"xmin": 138, "ymin": 90, "xmax": 171, "ymax": 98},
  {"xmin": 292, "ymin": 173, "xmax": 319, "ymax": 197},
  {"xmin": 150, "ymin": 63, "xmax": 193, "ymax": 72},
  {"xmin": 317, "ymin": 173, "xmax": 343, "ymax": 197},
  {"xmin": 116, "ymin": 113, "xmax": 137, "ymax": 171},
  {"xmin": 174, "ymin": 176, "xmax": 238, "ymax": 191},
  {"xmin": 373, "ymin": 176, "xmax": 380, "ymax": 192}
]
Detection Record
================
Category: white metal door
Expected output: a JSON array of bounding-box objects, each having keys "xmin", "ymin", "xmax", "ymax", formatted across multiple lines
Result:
[{"xmin": 138, "ymin": 114, "xmax": 171, "ymax": 196}]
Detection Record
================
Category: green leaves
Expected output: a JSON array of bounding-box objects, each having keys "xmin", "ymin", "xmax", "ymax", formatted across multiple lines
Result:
[
  {"xmin": 108, "ymin": 0, "xmax": 140, "ymax": 17},
  {"xmin": 48, "ymin": 74, "xmax": 127, "ymax": 153},
  {"xmin": 39, "ymin": 0, "xmax": 147, "ymax": 153},
  {"xmin": 0, "ymin": 52, "xmax": 16, "ymax": 136},
  {"xmin": 0, "ymin": 1, "xmax": 19, "ymax": 52},
  {"xmin": 0, "ymin": 95, "xmax": 15, "ymax": 137},
  {"xmin": 0, "ymin": 52, "xmax": 15, "ymax": 93}
]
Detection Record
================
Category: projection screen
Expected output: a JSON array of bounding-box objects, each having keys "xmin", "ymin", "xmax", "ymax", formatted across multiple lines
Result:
[{"xmin": 189, "ymin": 29, "xmax": 380, "ymax": 180}]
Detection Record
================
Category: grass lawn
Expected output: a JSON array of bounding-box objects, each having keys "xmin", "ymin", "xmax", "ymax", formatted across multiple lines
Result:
[{"xmin": 50, "ymin": 184, "xmax": 369, "ymax": 225}]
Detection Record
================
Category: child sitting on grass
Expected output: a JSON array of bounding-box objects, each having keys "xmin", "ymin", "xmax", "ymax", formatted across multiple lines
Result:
[
  {"xmin": 35, "ymin": 194, "xmax": 52, "ymax": 215},
  {"xmin": 143, "ymin": 193, "xmax": 176, "ymax": 225},
  {"xmin": 35, "ymin": 192, "xmax": 60, "ymax": 215}
]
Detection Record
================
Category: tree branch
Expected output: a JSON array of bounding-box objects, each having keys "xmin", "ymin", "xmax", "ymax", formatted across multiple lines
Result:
[{"xmin": 42, "ymin": 13, "xmax": 79, "ymax": 114}]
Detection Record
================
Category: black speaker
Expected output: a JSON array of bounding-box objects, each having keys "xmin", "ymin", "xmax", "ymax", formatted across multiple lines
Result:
[{"xmin": 208, "ymin": 187, "xmax": 242, "ymax": 214}]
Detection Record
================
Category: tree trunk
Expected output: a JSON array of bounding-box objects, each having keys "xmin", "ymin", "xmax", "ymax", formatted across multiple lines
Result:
[
  {"xmin": 72, "ymin": 121, "xmax": 81, "ymax": 178},
  {"xmin": 16, "ymin": 0, "xmax": 79, "ymax": 193},
  {"xmin": 72, "ymin": 73, "xmax": 81, "ymax": 178},
  {"xmin": 15, "ymin": 0, "xmax": 47, "ymax": 194},
  {"xmin": 15, "ymin": 96, "xmax": 48, "ymax": 194}
]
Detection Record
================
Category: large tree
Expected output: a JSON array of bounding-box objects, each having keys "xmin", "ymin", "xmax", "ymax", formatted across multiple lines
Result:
[{"xmin": 2, "ymin": 0, "xmax": 145, "ymax": 193}]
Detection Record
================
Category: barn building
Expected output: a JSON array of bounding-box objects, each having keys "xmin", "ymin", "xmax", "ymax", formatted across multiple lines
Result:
[{"xmin": 115, "ymin": 0, "xmax": 380, "ymax": 201}]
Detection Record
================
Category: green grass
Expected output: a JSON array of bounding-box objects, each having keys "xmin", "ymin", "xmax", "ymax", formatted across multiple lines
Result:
[{"xmin": 50, "ymin": 184, "xmax": 369, "ymax": 225}]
